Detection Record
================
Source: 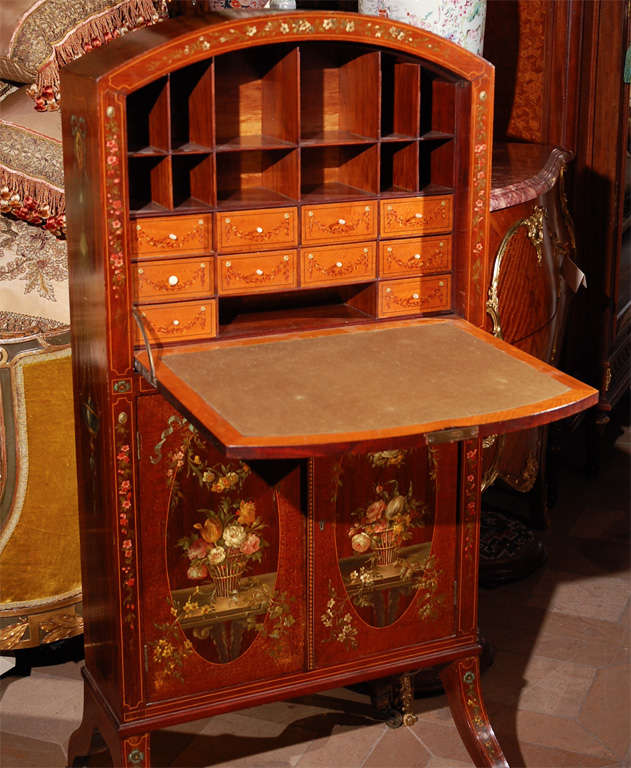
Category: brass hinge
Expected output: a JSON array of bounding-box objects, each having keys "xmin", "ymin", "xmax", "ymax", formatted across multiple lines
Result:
[{"xmin": 426, "ymin": 426, "xmax": 479, "ymax": 445}]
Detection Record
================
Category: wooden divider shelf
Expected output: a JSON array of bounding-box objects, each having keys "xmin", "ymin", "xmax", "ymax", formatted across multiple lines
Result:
[
  {"xmin": 215, "ymin": 46, "xmax": 299, "ymax": 149},
  {"xmin": 170, "ymin": 60, "xmax": 214, "ymax": 152}
]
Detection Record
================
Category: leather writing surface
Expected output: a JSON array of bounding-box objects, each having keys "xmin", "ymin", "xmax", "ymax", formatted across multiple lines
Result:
[{"xmin": 160, "ymin": 322, "xmax": 570, "ymax": 438}]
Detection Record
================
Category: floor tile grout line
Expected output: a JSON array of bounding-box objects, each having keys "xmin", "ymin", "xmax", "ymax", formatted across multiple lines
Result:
[{"xmin": 358, "ymin": 723, "xmax": 388, "ymax": 768}]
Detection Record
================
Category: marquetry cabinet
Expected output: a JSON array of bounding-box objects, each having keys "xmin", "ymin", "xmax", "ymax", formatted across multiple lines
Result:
[{"xmin": 61, "ymin": 12, "xmax": 596, "ymax": 768}]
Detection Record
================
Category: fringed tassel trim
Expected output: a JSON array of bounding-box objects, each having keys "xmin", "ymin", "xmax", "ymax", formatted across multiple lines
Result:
[
  {"xmin": 28, "ymin": 0, "xmax": 164, "ymax": 111},
  {"xmin": 0, "ymin": 164, "xmax": 66, "ymax": 237}
]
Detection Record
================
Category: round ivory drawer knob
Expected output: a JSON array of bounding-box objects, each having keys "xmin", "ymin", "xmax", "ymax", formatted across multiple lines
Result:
[
  {"xmin": 256, "ymin": 226, "xmax": 263, "ymax": 233},
  {"xmin": 308, "ymin": 253, "xmax": 314, "ymax": 259},
  {"xmin": 336, "ymin": 261, "xmax": 343, "ymax": 268},
  {"xmin": 414, "ymin": 213, "xmax": 422, "ymax": 219},
  {"xmin": 200, "ymin": 263, "xmax": 206, "ymax": 268},
  {"xmin": 169, "ymin": 233, "xmax": 177, "ymax": 240},
  {"xmin": 284, "ymin": 213, "xmax": 290, "ymax": 219},
  {"xmin": 283, "ymin": 255, "xmax": 289, "ymax": 262},
  {"xmin": 387, "ymin": 247, "xmax": 392, "ymax": 253},
  {"xmin": 137, "ymin": 268, "xmax": 144, "ymax": 275},
  {"xmin": 386, "ymin": 287, "xmax": 392, "ymax": 293},
  {"xmin": 172, "ymin": 319, "xmax": 180, "ymax": 326},
  {"xmin": 168, "ymin": 275, "xmax": 179, "ymax": 286},
  {"xmin": 225, "ymin": 218, "xmax": 231, "ymax": 224},
  {"xmin": 414, "ymin": 253, "xmax": 421, "ymax": 260},
  {"xmin": 338, "ymin": 218, "xmax": 346, "ymax": 225},
  {"xmin": 225, "ymin": 261, "xmax": 232, "ymax": 268},
  {"xmin": 256, "ymin": 268, "xmax": 264, "ymax": 276},
  {"xmin": 439, "ymin": 241, "xmax": 444, "ymax": 247},
  {"xmin": 412, "ymin": 293, "xmax": 419, "ymax": 300}
]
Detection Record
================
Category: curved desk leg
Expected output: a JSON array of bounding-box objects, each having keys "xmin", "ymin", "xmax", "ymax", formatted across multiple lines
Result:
[
  {"xmin": 440, "ymin": 655, "xmax": 509, "ymax": 768},
  {"xmin": 67, "ymin": 679, "xmax": 151, "ymax": 768},
  {"xmin": 110, "ymin": 733, "xmax": 151, "ymax": 768}
]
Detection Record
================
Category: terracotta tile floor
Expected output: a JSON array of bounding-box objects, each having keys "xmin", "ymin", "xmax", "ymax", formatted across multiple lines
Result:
[{"xmin": 1, "ymin": 423, "xmax": 629, "ymax": 768}]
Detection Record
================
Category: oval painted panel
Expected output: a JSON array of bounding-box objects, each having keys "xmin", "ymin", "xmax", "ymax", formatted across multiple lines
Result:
[
  {"xmin": 334, "ymin": 446, "xmax": 436, "ymax": 628},
  {"xmin": 165, "ymin": 430, "xmax": 279, "ymax": 664}
]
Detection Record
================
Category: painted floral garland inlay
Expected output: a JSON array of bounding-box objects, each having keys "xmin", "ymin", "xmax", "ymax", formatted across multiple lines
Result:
[
  {"xmin": 115, "ymin": 413, "xmax": 136, "ymax": 628},
  {"xmin": 104, "ymin": 100, "xmax": 126, "ymax": 299}
]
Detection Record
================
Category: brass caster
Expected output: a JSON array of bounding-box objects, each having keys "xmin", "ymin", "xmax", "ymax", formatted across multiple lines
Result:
[{"xmin": 403, "ymin": 712, "xmax": 418, "ymax": 727}]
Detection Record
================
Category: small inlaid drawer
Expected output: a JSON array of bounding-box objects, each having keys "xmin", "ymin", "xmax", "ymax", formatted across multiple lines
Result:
[
  {"xmin": 216, "ymin": 207, "xmax": 298, "ymax": 253},
  {"xmin": 302, "ymin": 201, "xmax": 378, "ymax": 245},
  {"xmin": 131, "ymin": 215, "xmax": 212, "ymax": 258},
  {"xmin": 380, "ymin": 196, "xmax": 453, "ymax": 237},
  {"xmin": 301, "ymin": 242, "xmax": 376, "ymax": 287},
  {"xmin": 135, "ymin": 300, "xmax": 217, "ymax": 344},
  {"xmin": 218, "ymin": 250, "xmax": 297, "ymax": 295},
  {"xmin": 378, "ymin": 276, "xmax": 451, "ymax": 317},
  {"xmin": 134, "ymin": 258, "xmax": 212, "ymax": 303},
  {"xmin": 379, "ymin": 236, "xmax": 452, "ymax": 277}
]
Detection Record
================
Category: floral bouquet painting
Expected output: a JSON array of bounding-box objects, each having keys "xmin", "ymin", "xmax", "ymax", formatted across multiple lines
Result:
[
  {"xmin": 348, "ymin": 480, "xmax": 424, "ymax": 567},
  {"xmin": 178, "ymin": 497, "xmax": 267, "ymax": 597}
]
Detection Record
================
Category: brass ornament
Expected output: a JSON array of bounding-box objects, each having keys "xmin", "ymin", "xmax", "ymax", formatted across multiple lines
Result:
[{"xmin": 486, "ymin": 206, "xmax": 546, "ymax": 339}]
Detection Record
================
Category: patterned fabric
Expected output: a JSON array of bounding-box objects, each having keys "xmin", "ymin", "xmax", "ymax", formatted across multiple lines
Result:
[
  {"xmin": 0, "ymin": 216, "xmax": 69, "ymax": 330},
  {"xmin": 0, "ymin": 0, "xmax": 166, "ymax": 110},
  {"xmin": 358, "ymin": 0, "xmax": 487, "ymax": 56},
  {"xmin": 0, "ymin": 310, "xmax": 66, "ymax": 336},
  {"xmin": 193, "ymin": 1, "xmax": 269, "ymax": 9},
  {"xmin": 0, "ymin": 86, "xmax": 65, "ymax": 234},
  {"xmin": 0, "ymin": 110, "xmax": 63, "ymax": 191},
  {"xmin": 0, "ymin": 81, "xmax": 19, "ymax": 103}
]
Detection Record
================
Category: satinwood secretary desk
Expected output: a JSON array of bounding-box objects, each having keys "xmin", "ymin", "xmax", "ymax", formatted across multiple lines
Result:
[{"xmin": 61, "ymin": 12, "xmax": 597, "ymax": 768}]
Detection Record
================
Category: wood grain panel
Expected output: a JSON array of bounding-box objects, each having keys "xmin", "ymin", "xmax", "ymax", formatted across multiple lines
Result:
[
  {"xmin": 136, "ymin": 300, "xmax": 217, "ymax": 344},
  {"xmin": 134, "ymin": 257, "xmax": 212, "ymax": 303},
  {"xmin": 300, "ymin": 242, "xmax": 376, "ymax": 287},
  {"xmin": 131, "ymin": 215, "xmax": 212, "ymax": 258},
  {"xmin": 217, "ymin": 250, "xmax": 297, "ymax": 295},
  {"xmin": 380, "ymin": 196, "xmax": 453, "ymax": 237},
  {"xmin": 216, "ymin": 207, "xmax": 298, "ymax": 253},
  {"xmin": 378, "ymin": 276, "xmax": 451, "ymax": 317},
  {"xmin": 379, "ymin": 235, "xmax": 452, "ymax": 277},
  {"xmin": 302, "ymin": 201, "xmax": 377, "ymax": 245}
]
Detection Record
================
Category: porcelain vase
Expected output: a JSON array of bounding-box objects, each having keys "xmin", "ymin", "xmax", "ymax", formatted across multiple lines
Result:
[{"xmin": 358, "ymin": 0, "xmax": 487, "ymax": 56}]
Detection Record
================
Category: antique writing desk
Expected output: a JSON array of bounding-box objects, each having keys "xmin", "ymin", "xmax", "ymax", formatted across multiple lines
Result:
[{"xmin": 61, "ymin": 12, "xmax": 596, "ymax": 768}]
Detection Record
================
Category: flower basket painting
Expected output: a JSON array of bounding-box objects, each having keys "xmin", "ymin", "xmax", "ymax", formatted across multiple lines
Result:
[
  {"xmin": 178, "ymin": 497, "xmax": 268, "ymax": 598},
  {"xmin": 349, "ymin": 479, "xmax": 424, "ymax": 567},
  {"xmin": 160, "ymin": 423, "xmax": 287, "ymax": 665},
  {"xmin": 332, "ymin": 447, "xmax": 438, "ymax": 628}
]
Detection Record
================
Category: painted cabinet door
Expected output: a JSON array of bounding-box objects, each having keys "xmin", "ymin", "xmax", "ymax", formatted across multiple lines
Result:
[
  {"xmin": 311, "ymin": 443, "xmax": 458, "ymax": 668},
  {"xmin": 136, "ymin": 394, "xmax": 305, "ymax": 703}
]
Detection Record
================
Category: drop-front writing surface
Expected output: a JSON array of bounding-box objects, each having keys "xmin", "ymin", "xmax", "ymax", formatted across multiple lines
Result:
[{"xmin": 61, "ymin": 12, "xmax": 596, "ymax": 768}]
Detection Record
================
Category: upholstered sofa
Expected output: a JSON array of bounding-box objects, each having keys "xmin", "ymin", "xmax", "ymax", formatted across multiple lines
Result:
[{"xmin": 0, "ymin": 0, "xmax": 168, "ymax": 653}]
